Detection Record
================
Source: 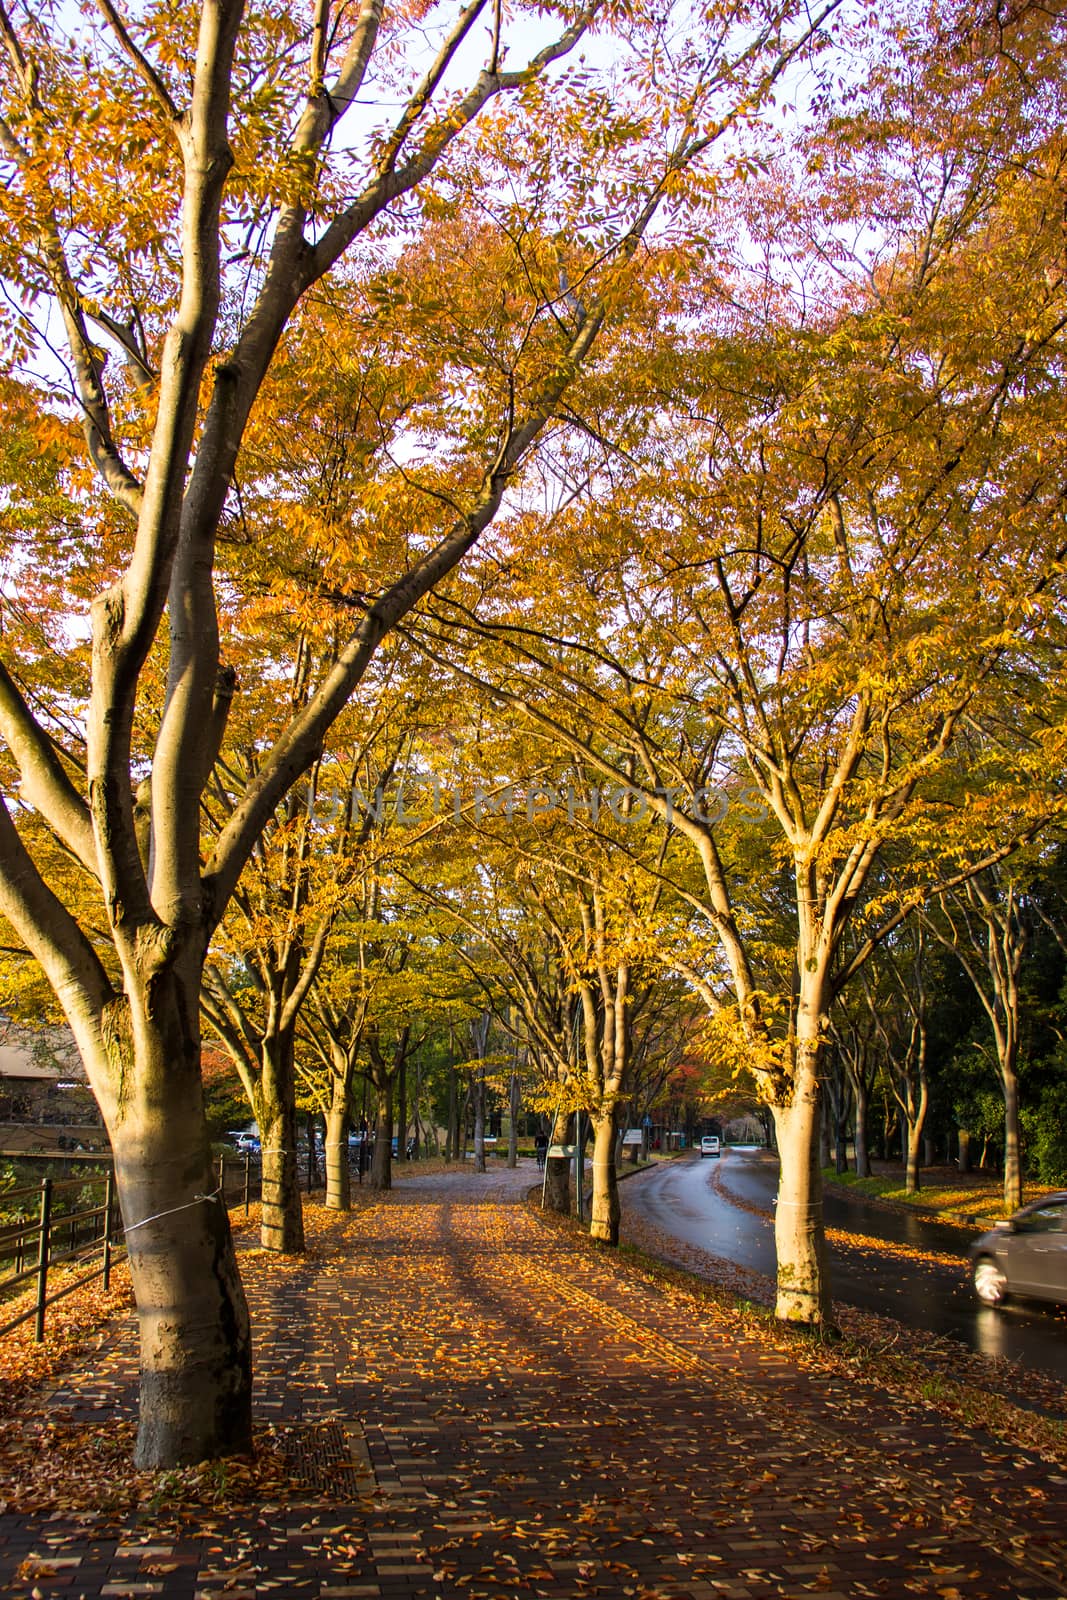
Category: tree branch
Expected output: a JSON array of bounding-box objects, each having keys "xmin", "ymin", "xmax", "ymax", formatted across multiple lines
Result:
[
  {"xmin": 126, "ymin": 0, "xmax": 246, "ymax": 927},
  {"xmin": 94, "ymin": 0, "xmax": 181, "ymax": 124},
  {"xmin": 0, "ymin": 660, "xmax": 97, "ymax": 875},
  {"xmin": 203, "ymin": 296, "xmax": 610, "ymax": 916},
  {"xmin": 830, "ymin": 820, "xmax": 1047, "ymax": 999},
  {"xmin": 0, "ymin": 792, "xmax": 114, "ymax": 1030}
]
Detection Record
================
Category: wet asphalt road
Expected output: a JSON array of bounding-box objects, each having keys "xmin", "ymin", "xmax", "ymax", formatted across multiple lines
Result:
[{"xmin": 625, "ymin": 1147, "xmax": 1067, "ymax": 1382}]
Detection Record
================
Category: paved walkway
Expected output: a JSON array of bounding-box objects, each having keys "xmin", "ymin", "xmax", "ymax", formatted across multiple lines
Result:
[{"xmin": 1, "ymin": 1164, "xmax": 1066, "ymax": 1600}]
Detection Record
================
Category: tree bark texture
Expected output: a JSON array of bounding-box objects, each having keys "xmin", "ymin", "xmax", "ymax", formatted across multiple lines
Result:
[
  {"xmin": 397, "ymin": 1054, "xmax": 407, "ymax": 1164},
  {"xmin": 589, "ymin": 1105, "xmax": 620, "ymax": 1245},
  {"xmin": 853, "ymin": 1077, "xmax": 870, "ymax": 1178},
  {"xmin": 1003, "ymin": 1065, "xmax": 1023, "ymax": 1212},
  {"xmin": 94, "ymin": 973, "xmax": 253, "ymax": 1469},
  {"xmin": 324, "ymin": 1092, "xmax": 351, "ymax": 1211},
  {"xmin": 543, "ymin": 1109, "xmax": 571, "ymax": 1213},
  {"xmin": 771, "ymin": 1040, "xmax": 834, "ymax": 1327},
  {"xmin": 254, "ymin": 1035, "xmax": 305, "ymax": 1252},
  {"xmin": 473, "ymin": 1068, "xmax": 486, "ymax": 1173},
  {"xmin": 958, "ymin": 1127, "xmax": 972, "ymax": 1172},
  {"xmin": 445, "ymin": 1062, "xmax": 457, "ymax": 1162},
  {"xmin": 370, "ymin": 1078, "xmax": 393, "ymax": 1191},
  {"xmin": 904, "ymin": 1061, "xmax": 929, "ymax": 1195},
  {"xmin": 507, "ymin": 1070, "xmax": 520, "ymax": 1169}
]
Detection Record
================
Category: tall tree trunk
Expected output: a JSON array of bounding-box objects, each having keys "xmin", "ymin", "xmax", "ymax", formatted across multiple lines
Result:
[
  {"xmin": 905, "ymin": 1119, "xmax": 922, "ymax": 1194},
  {"xmin": 410, "ymin": 1060, "xmax": 422, "ymax": 1160},
  {"xmin": 458, "ymin": 1076, "xmax": 471, "ymax": 1162},
  {"xmin": 771, "ymin": 1028, "xmax": 833, "ymax": 1327},
  {"xmin": 94, "ymin": 979, "xmax": 252, "ymax": 1470},
  {"xmin": 834, "ymin": 1089, "xmax": 849, "ymax": 1175},
  {"xmin": 256, "ymin": 1033, "xmax": 304, "ymax": 1252},
  {"xmin": 397, "ymin": 1053, "xmax": 408, "ymax": 1164},
  {"xmin": 445, "ymin": 1061, "xmax": 457, "ymax": 1162},
  {"xmin": 324, "ymin": 1087, "xmax": 351, "ymax": 1211},
  {"xmin": 507, "ymin": 1070, "xmax": 520, "ymax": 1169},
  {"xmin": 306, "ymin": 1110, "xmax": 320, "ymax": 1192},
  {"xmin": 543, "ymin": 1107, "xmax": 571, "ymax": 1213},
  {"xmin": 835, "ymin": 1131, "xmax": 848, "ymax": 1174},
  {"xmin": 473, "ymin": 1068, "xmax": 486, "ymax": 1173},
  {"xmin": 928, "ymin": 878, "xmax": 1028, "ymax": 1215},
  {"xmin": 904, "ymin": 1073, "xmax": 929, "ymax": 1195},
  {"xmin": 370, "ymin": 1077, "xmax": 393, "ymax": 1190},
  {"xmin": 853, "ymin": 1077, "xmax": 870, "ymax": 1178},
  {"xmin": 1003, "ymin": 1062, "xmax": 1023, "ymax": 1212},
  {"xmin": 589, "ymin": 1105, "xmax": 620, "ymax": 1245},
  {"xmin": 958, "ymin": 1127, "xmax": 971, "ymax": 1172}
]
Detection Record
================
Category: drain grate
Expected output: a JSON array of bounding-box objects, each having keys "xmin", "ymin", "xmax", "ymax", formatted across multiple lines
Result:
[{"xmin": 284, "ymin": 1420, "xmax": 377, "ymax": 1501}]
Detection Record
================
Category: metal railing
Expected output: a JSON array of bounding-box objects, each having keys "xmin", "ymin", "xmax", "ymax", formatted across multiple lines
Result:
[
  {"xmin": 0, "ymin": 1150, "xmax": 282, "ymax": 1346},
  {"xmin": 0, "ymin": 1171, "xmax": 123, "ymax": 1342},
  {"xmin": 0, "ymin": 1155, "xmax": 259, "ymax": 1344}
]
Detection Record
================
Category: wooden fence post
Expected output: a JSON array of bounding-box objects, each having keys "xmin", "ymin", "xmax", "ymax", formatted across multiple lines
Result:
[
  {"xmin": 102, "ymin": 1171, "xmax": 115, "ymax": 1292},
  {"xmin": 34, "ymin": 1177, "xmax": 53, "ymax": 1343}
]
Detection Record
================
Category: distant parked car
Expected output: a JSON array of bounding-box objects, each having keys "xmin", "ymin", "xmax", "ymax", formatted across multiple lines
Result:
[
  {"xmin": 700, "ymin": 1135, "xmax": 721, "ymax": 1159},
  {"xmin": 226, "ymin": 1130, "xmax": 261, "ymax": 1155},
  {"xmin": 969, "ymin": 1193, "xmax": 1067, "ymax": 1306}
]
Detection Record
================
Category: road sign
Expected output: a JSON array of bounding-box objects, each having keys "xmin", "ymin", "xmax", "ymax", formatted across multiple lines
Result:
[
  {"xmin": 622, "ymin": 1129, "xmax": 643, "ymax": 1147},
  {"xmin": 547, "ymin": 1144, "xmax": 578, "ymax": 1158}
]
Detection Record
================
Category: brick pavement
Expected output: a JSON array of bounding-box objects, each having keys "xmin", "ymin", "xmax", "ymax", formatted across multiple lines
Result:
[{"xmin": 1, "ymin": 1163, "xmax": 1065, "ymax": 1600}]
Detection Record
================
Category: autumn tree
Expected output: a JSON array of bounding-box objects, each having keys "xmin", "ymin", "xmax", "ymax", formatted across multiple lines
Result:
[
  {"xmin": 922, "ymin": 869, "xmax": 1033, "ymax": 1210},
  {"xmin": 417, "ymin": 0, "xmax": 1067, "ymax": 1323},
  {"xmin": 403, "ymin": 720, "xmax": 692, "ymax": 1240},
  {"xmin": 0, "ymin": 0, "xmax": 835, "ymax": 1466},
  {"xmin": 296, "ymin": 779, "xmax": 483, "ymax": 1198},
  {"xmin": 855, "ymin": 925, "xmax": 937, "ymax": 1192},
  {"xmin": 202, "ymin": 703, "xmax": 410, "ymax": 1244}
]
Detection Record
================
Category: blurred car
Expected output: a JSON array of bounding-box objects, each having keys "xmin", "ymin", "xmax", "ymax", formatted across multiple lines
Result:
[
  {"xmin": 700, "ymin": 1135, "xmax": 721, "ymax": 1159},
  {"xmin": 969, "ymin": 1192, "xmax": 1067, "ymax": 1306},
  {"xmin": 226, "ymin": 1130, "xmax": 261, "ymax": 1156}
]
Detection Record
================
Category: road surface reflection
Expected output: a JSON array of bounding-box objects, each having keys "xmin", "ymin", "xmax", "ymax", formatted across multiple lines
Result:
[{"xmin": 625, "ymin": 1147, "xmax": 1067, "ymax": 1383}]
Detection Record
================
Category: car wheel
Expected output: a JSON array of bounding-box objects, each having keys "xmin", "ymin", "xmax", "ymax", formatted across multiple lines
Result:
[{"xmin": 973, "ymin": 1256, "xmax": 1008, "ymax": 1306}]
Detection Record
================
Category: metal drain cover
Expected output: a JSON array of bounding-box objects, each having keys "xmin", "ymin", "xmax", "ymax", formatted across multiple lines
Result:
[{"xmin": 284, "ymin": 1420, "xmax": 376, "ymax": 1501}]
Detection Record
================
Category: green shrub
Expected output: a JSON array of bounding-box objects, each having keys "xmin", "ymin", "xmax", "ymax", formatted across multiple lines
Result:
[{"xmin": 1021, "ymin": 1079, "xmax": 1067, "ymax": 1187}]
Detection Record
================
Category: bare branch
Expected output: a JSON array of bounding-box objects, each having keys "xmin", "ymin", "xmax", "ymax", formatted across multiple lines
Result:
[
  {"xmin": 55, "ymin": 299, "xmax": 145, "ymax": 514},
  {"xmin": 306, "ymin": 4, "xmax": 598, "ymax": 283}
]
